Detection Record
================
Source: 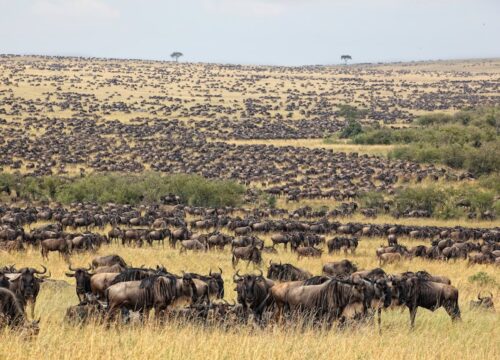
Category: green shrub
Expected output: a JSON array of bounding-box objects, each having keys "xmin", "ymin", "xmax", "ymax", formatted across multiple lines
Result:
[
  {"xmin": 340, "ymin": 120, "xmax": 363, "ymax": 139},
  {"xmin": 468, "ymin": 272, "xmax": 497, "ymax": 286},
  {"xmin": 359, "ymin": 191, "xmax": 385, "ymax": 209},
  {"xmin": 465, "ymin": 142, "xmax": 500, "ymax": 176},
  {"xmin": 394, "ymin": 186, "xmax": 445, "ymax": 214}
]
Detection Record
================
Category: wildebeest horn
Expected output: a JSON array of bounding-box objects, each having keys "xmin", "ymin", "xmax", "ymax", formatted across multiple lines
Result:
[
  {"xmin": 33, "ymin": 265, "xmax": 47, "ymax": 274},
  {"xmin": 65, "ymin": 272, "xmax": 75, "ymax": 277},
  {"xmin": 38, "ymin": 271, "xmax": 51, "ymax": 279},
  {"xmin": 209, "ymin": 268, "xmax": 212, "ymax": 276},
  {"xmin": 269, "ymin": 259, "xmax": 272, "ymax": 266},
  {"xmin": 218, "ymin": 267, "xmax": 223, "ymax": 274},
  {"xmin": 68, "ymin": 264, "xmax": 76, "ymax": 272},
  {"xmin": 256, "ymin": 269, "xmax": 263, "ymax": 278},
  {"xmin": 233, "ymin": 270, "xmax": 242, "ymax": 282}
]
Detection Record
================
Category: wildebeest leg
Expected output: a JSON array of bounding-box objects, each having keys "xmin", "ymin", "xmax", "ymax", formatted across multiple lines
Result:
[
  {"xmin": 377, "ymin": 308, "xmax": 382, "ymax": 334},
  {"xmin": 409, "ymin": 306, "xmax": 418, "ymax": 329},
  {"xmin": 445, "ymin": 301, "xmax": 461, "ymax": 322}
]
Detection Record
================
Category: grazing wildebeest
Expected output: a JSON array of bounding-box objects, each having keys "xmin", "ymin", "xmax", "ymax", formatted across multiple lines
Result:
[
  {"xmin": 322, "ymin": 259, "xmax": 357, "ymax": 277},
  {"xmin": 179, "ymin": 239, "xmax": 207, "ymax": 253},
  {"xmin": 232, "ymin": 244, "xmax": 262, "ymax": 267},
  {"xmin": 0, "ymin": 287, "xmax": 40, "ymax": 336},
  {"xmin": 296, "ymin": 246, "xmax": 322, "ymax": 260},
  {"xmin": 267, "ymin": 261, "xmax": 312, "ymax": 281},
  {"xmin": 469, "ymin": 292, "xmax": 495, "ymax": 311},
  {"xmin": 393, "ymin": 273, "xmax": 461, "ymax": 328},
  {"xmin": 65, "ymin": 265, "xmax": 92, "ymax": 303},
  {"xmin": 7, "ymin": 266, "xmax": 49, "ymax": 319},
  {"xmin": 41, "ymin": 237, "xmax": 71, "ymax": 261},
  {"xmin": 284, "ymin": 278, "xmax": 365, "ymax": 327},
  {"xmin": 91, "ymin": 254, "xmax": 127, "ymax": 270}
]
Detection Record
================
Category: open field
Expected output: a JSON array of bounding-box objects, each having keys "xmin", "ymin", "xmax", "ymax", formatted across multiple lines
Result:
[{"xmin": 0, "ymin": 55, "xmax": 499, "ymax": 359}]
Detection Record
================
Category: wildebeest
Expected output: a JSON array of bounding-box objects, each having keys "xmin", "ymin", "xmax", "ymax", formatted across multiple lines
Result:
[
  {"xmin": 189, "ymin": 268, "xmax": 225, "ymax": 300},
  {"xmin": 90, "ymin": 272, "xmax": 120, "ymax": 299},
  {"xmin": 64, "ymin": 295, "xmax": 105, "ymax": 325},
  {"xmin": 233, "ymin": 270, "xmax": 274, "ymax": 324},
  {"xmin": 65, "ymin": 265, "xmax": 92, "ymax": 303},
  {"xmin": 41, "ymin": 237, "xmax": 71, "ymax": 261},
  {"xmin": 284, "ymin": 278, "xmax": 365, "ymax": 327},
  {"xmin": 0, "ymin": 287, "xmax": 40, "ymax": 336},
  {"xmin": 469, "ymin": 291, "xmax": 495, "ymax": 311},
  {"xmin": 393, "ymin": 273, "xmax": 461, "ymax": 328},
  {"xmin": 106, "ymin": 273, "xmax": 197, "ymax": 321},
  {"xmin": 296, "ymin": 246, "xmax": 322, "ymax": 260},
  {"xmin": 322, "ymin": 259, "xmax": 358, "ymax": 277},
  {"xmin": 6, "ymin": 265, "xmax": 49, "ymax": 318},
  {"xmin": 232, "ymin": 244, "xmax": 262, "ymax": 267},
  {"xmin": 379, "ymin": 253, "xmax": 402, "ymax": 266},
  {"xmin": 91, "ymin": 254, "xmax": 127, "ymax": 269},
  {"xmin": 179, "ymin": 239, "xmax": 207, "ymax": 253},
  {"xmin": 267, "ymin": 261, "xmax": 312, "ymax": 281}
]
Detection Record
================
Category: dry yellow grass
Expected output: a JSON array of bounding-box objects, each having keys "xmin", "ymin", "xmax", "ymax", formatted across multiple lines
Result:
[{"xmin": 1, "ymin": 233, "xmax": 498, "ymax": 360}]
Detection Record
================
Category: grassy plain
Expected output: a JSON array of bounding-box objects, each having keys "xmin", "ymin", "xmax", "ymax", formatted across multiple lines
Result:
[{"xmin": 0, "ymin": 230, "xmax": 499, "ymax": 360}]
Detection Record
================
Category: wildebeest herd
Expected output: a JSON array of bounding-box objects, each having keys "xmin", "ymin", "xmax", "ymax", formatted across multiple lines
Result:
[{"xmin": 0, "ymin": 201, "xmax": 497, "ymax": 335}]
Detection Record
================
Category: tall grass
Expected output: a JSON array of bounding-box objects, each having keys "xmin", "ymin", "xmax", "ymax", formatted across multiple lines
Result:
[{"xmin": 1, "ymin": 230, "xmax": 498, "ymax": 360}]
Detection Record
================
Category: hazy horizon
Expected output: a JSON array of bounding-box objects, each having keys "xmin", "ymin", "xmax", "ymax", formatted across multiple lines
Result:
[{"xmin": 1, "ymin": 0, "xmax": 499, "ymax": 66}]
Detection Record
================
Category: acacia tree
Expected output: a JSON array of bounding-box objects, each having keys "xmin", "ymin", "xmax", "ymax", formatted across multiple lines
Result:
[
  {"xmin": 341, "ymin": 54, "xmax": 352, "ymax": 65},
  {"xmin": 170, "ymin": 52, "xmax": 183, "ymax": 62}
]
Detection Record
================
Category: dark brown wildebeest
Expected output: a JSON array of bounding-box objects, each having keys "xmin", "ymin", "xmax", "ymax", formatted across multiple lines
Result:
[
  {"xmin": 65, "ymin": 300, "xmax": 105, "ymax": 325},
  {"xmin": 65, "ymin": 265, "xmax": 92, "ymax": 303},
  {"xmin": 393, "ymin": 273, "xmax": 461, "ymax": 328},
  {"xmin": 170, "ymin": 227, "xmax": 190, "ymax": 248},
  {"xmin": 233, "ymin": 270, "xmax": 274, "ymax": 324},
  {"xmin": 91, "ymin": 254, "xmax": 127, "ymax": 270},
  {"xmin": 189, "ymin": 268, "xmax": 225, "ymax": 300},
  {"xmin": 232, "ymin": 244, "xmax": 262, "ymax": 267},
  {"xmin": 296, "ymin": 246, "xmax": 322, "ymax": 260},
  {"xmin": 41, "ymin": 238, "xmax": 71, "ymax": 261},
  {"xmin": 6, "ymin": 266, "xmax": 49, "ymax": 319},
  {"xmin": 469, "ymin": 292, "xmax": 495, "ymax": 311},
  {"xmin": 399, "ymin": 271, "xmax": 451, "ymax": 286},
  {"xmin": 0, "ymin": 287, "xmax": 40, "ymax": 336},
  {"xmin": 106, "ymin": 274, "xmax": 197, "ymax": 321},
  {"xmin": 284, "ymin": 278, "xmax": 365, "ymax": 327},
  {"xmin": 322, "ymin": 259, "xmax": 357, "ymax": 277},
  {"xmin": 267, "ymin": 261, "xmax": 312, "ymax": 281}
]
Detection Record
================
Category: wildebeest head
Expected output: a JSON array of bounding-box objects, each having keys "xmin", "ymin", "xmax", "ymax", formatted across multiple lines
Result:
[
  {"xmin": 208, "ymin": 267, "xmax": 224, "ymax": 299},
  {"xmin": 65, "ymin": 264, "xmax": 92, "ymax": 302},
  {"xmin": 13, "ymin": 266, "xmax": 49, "ymax": 303},
  {"xmin": 266, "ymin": 260, "xmax": 283, "ymax": 280},
  {"xmin": 470, "ymin": 291, "xmax": 495, "ymax": 311}
]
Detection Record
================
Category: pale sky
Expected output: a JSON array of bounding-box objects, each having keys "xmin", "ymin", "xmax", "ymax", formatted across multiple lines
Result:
[{"xmin": 1, "ymin": 0, "xmax": 499, "ymax": 65}]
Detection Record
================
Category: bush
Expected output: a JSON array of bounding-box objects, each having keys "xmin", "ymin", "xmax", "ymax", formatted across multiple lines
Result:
[
  {"xmin": 359, "ymin": 191, "xmax": 385, "ymax": 209},
  {"xmin": 340, "ymin": 120, "xmax": 363, "ymax": 139},
  {"xmin": 464, "ymin": 142, "xmax": 500, "ymax": 176},
  {"xmin": 0, "ymin": 172, "xmax": 246, "ymax": 207},
  {"xmin": 394, "ymin": 186, "xmax": 445, "ymax": 215},
  {"xmin": 468, "ymin": 272, "xmax": 497, "ymax": 286}
]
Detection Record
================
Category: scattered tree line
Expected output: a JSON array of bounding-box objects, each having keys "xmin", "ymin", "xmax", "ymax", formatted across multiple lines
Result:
[{"xmin": 0, "ymin": 172, "xmax": 245, "ymax": 207}]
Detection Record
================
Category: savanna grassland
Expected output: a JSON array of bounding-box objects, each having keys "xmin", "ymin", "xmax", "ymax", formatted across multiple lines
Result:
[{"xmin": 0, "ymin": 55, "xmax": 499, "ymax": 359}]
